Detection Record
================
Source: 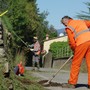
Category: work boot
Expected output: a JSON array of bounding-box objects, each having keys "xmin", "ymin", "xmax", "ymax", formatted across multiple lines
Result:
[
  {"xmin": 88, "ymin": 85, "xmax": 90, "ymax": 89},
  {"xmin": 37, "ymin": 66, "xmax": 40, "ymax": 72},
  {"xmin": 32, "ymin": 67, "xmax": 35, "ymax": 71},
  {"xmin": 62, "ymin": 83, "xmax": 76, "ymax": 89}
]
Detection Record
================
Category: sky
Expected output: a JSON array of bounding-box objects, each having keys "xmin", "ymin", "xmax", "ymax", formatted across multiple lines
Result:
[{"xmin": 36, "ymin": 0, "xmax": 90, "ymax": 29}]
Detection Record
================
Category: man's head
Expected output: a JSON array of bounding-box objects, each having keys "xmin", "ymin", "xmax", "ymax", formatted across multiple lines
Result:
[
  {"xmin": 33, "ymin": 36, "xmax": 38, "ymax": 42},
  {"xmin": 61, "ymin": 16, "xmax": 72, "ymax": 26}
]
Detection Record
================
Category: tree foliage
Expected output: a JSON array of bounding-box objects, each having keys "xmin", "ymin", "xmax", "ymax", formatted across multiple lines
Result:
[
  {"xmin": 1, "ymin": 0, "xmax": 57, "ymax": 49},
  {"xmin": 76, "ymin": 2, "xmax": 90, "ymax": 19}
]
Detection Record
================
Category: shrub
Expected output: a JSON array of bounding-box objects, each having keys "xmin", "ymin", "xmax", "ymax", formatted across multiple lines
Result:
[{"xmin": 50, "ymin": 41, "xmax": 72, "ymax": 59}]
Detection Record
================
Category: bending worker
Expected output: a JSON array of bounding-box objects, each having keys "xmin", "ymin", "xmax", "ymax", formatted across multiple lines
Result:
[{"xmin": 61, "ymin": 16, "xmax": 90, "ymax": 89}]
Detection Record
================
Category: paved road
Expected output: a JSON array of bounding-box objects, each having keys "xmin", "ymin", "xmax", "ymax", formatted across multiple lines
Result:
[{"xmin": 26, "ymin": 67, "xmax": 89, "ymax": 90}]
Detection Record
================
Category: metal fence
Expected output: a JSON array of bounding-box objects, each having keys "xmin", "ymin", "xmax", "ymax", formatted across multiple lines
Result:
[{"xmin": 52, "ymin": 46, "xmax": 73, "ymax": 59}]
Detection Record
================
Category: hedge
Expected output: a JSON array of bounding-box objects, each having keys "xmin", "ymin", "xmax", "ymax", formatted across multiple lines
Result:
[{"xmin": 50, "ymin": 41, "xmax": 72, "ymax": 59}]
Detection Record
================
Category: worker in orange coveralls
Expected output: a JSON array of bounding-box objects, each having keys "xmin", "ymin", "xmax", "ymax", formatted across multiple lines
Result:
[
  {"xmin": 61, "ymin": 16, "xmax": 90, "ymax": 89},
  {"xmin": 17, "ymin": 61, "xmax": 24, "ymax": 76},
  {"xmin": 14, "ymin": 61, "xmax": 24, "ymax": 76}
]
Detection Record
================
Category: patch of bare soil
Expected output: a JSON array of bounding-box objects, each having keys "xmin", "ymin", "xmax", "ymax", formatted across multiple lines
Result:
[
  {"xmin": 38, "ymin": 80, "xmax": 62, "ymax": 87},
  {"xmin": 17, "ymin": 77, "xmax": 62, "ymax": 87},
  {"xmin": 16, "ymin": 77, "xmax": 33, "ymax": 85}
]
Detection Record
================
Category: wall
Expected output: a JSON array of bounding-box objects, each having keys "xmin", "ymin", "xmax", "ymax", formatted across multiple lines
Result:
[{"xmin": 43, "ymin": 36, "xmax": 68, "ymax": 53}]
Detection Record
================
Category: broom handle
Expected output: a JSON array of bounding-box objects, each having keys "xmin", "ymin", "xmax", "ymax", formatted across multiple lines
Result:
[{"xmin": 48, "ymin": 55, "xmax": 73, "ymax": 82}]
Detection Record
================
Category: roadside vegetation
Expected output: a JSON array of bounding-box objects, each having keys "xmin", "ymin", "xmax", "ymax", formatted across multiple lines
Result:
[
  {"xmin": 0, "ymin": 0, "xmax": 90, "ymax": 89},
  {"xmin": 50, "ymin": 41, "xmax": 72, "ymax": 59}
]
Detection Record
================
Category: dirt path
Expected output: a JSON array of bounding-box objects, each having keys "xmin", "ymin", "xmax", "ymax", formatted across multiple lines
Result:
[{"xmin": 26, "ymin": 67, "xmax": 88, "ymax": 90}]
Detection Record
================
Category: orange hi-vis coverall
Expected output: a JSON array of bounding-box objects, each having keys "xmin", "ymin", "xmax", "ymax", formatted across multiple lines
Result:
[
  {"xmin": 65, "ymin": 19, "xmax": 90, "ymax": 85},
  {"xmin": 17, "ymin": 62, "xmax": 24, "ymax": 75}
]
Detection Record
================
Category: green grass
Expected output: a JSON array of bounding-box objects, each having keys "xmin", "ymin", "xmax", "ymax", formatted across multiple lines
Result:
[
  {"xmin": 0, "ymin": 66, "xmax": 46, "ymax": 90},
  {"xmin": 12, "ymin": 70, "xmax": 46, "ymax": 90}
]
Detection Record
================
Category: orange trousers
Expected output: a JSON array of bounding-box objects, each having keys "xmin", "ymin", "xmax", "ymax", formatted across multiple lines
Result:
[{"xmin": 68, "ymin": 41, "xmax": 90, "ymax": 85}]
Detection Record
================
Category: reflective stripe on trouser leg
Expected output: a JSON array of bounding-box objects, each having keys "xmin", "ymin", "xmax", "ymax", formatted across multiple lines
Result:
[{"xmin": 68, "ymin": 41, "xmax": 90, "ymax": 84}]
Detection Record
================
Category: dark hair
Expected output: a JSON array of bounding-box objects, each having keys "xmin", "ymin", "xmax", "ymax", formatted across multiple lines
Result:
[
  {"xmin": 62, "ymin": 16, "xmax": 72, "ymax": 20},
  {"xmin": 61, "ymin": 16, "xmax": 72, "ymax": 23}
]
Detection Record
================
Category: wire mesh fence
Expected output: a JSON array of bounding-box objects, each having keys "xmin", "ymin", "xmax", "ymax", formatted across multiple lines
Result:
[{"xmin": 52, "ymin": 46, "xmax": 73, "ymax": 59}]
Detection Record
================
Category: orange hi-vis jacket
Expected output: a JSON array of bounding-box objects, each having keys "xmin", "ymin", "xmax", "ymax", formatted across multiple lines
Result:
[
  {"xmin": 66, "ymin": 19, "xmax": 90, "ymax": 51},
  {"xmin": 18, "ymin": 63, "xmax": 24, "ymax": 74}
]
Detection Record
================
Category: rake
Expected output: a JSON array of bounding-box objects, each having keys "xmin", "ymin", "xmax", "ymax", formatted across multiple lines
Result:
[{"xmin": 43, "ymin": 55, "xmax": 73, "ymax": 86}]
